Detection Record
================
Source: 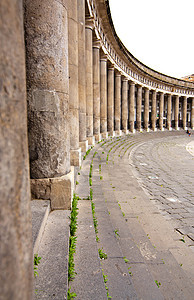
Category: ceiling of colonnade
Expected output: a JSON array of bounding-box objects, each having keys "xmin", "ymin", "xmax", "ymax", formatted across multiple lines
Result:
[{"xmin": 109, "ymin": 0, "xmax": 194, "ymax": 80}]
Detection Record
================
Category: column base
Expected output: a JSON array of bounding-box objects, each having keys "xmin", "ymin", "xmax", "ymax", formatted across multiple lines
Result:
[
  {"xmin": 151, "ymin": 127, "xmax": 157, "ymax": 132},
  {"xmin": 167, "ymin": 127, "xmax": 172, "ymax": 131},
  {"xmin": 87, "ymin": 136, "xmax": 95, "ymax": 146},
  {"xmin": 108, "ymin": 131, "xmax": 115, "ymax": 137},
  {"xmin": 122, "ymin": 129, "xmax": 129, "ymax": 135},
  {"xmin": 31, "ymin": 168, "xmax": 74, "ymax": 210},
  {"xmin": 129, "ymin": 129, "xmax": 135, "ymax": 134},
  {"xmin": 183, "ymin": 127, "xmax": 187, "ymax": 130},
  {"xmin": 79, "ymin": 140, "xmax": 88, "ymax": 153},
  {"xmin": 101, "ymin": 132, "xmax": 108, "ymax": 139},
  {"xmin": 95, "ymin": 134, "xmax": 102, "ymax": 142},
  {"xmin": 70, "ymin": 148, "xmax": 81, "ymax": 167},
  {"xmin": 115, "ymin": 130, "xmax": 123, "ymax": 136},
  {"xmin": 175, "ymin": 127, "xmax": 180, "ymax": 130},
  {"xmin": 159, "ymin": 127, "xmax": 164, "ymax": 131}
]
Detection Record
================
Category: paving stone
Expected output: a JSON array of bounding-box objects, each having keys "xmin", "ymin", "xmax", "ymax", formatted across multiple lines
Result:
[{"xmin": 34, "ymin": 211, "xmax": 70, "ymax": 300}]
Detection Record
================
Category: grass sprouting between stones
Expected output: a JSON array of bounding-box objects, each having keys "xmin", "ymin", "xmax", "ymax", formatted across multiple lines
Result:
[{"xmin": 68, "ymin": 193, "xmax": 79, "ymax": 299}]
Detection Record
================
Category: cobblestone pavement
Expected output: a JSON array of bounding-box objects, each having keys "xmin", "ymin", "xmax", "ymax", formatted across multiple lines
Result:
[{"xmin": 130, "ymin": 133, "xmax": 194, "ymax": 244}]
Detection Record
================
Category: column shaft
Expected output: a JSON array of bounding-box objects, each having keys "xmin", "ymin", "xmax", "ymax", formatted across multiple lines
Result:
[
  {"xmin": 114, "ymin": 72, "xmax": 121, "ymax": 132},
  {"xmin": 159, "ymin": 93, "xmax": 164, "ymax": 130},
  {"xmin": 191, "ymin": 98, "xmax": 194, "ymax": 129},
  {"xmin": 175, "ymin": 95, "xmax": 179, "ymax": 129},
  {"xmin": 78, "ymin": 0, "xmax": 87, "ymax": 151},
  {"xmin": 122, "ymin": 78, "xmax": 128, "ymax": 131},
  {"xmin": 107, "ymin": 66, "xmax": 114, "ymax": 133},
  {"xmin": 68, "ymin": 0, "xmax": 81, "ymax": 166},
  {"xmin": 151, "ymin": 90, "xmax": 157, "ymax": 130},
  {"xmin": 136, "ymin": 86, "xmax": 142, "ymax": 131},
  {"xmin": 93, "ymin": 41, "xmax": 101, "ymax": 138},
  {"xmin": 129, "ymin": 82, "xmax": 135, "ymax": 132},
  {"xmin": 100, "ymin": 55, "xmax": 107, "ymax": 134},
  {"xmin": 25, "ymin": 0, "xmax": 70, "ymax": 178},
  {"xmin": 144, "ymin": 88, "xmax": 149, "ymax": 130},
  {"xmin": 25, "ymin": 0, "xmax": 72, "ymax": 210},
  {"xmin": 85, "ymin": 18, "xmax": 94, "ymax": 139},
  {"xmin": 183, "ymin": 96, "xmax": 187, "ymax": 129},
  {"xmin": 1, "ymin": 0, "xmax": 32, "ymax": 298},
  {"xmin": 167, "ymin": 94, "xmax": 172, "ymax": 130}
]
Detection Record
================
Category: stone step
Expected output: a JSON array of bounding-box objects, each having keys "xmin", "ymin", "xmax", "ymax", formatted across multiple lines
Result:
[
  {"xmin": 31, "ymin": 199, "xmax": 50, "ymax": 253},
  {"xmin": 70, "ymin": 199, "xmax": 108, "ymax": 300},
  {"xmin": 90, "ymin": 136, "xmax": 194, "ymax": 299},
  {"xmin": 34, "ymin": 210, "xmax": 70, "ymax": 300},
  {"xmin": 91, "ymin": 159, "xmax": 162, "ymax": 300}
]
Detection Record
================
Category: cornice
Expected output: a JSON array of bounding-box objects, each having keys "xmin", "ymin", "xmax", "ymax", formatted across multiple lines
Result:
[{"xmin": 87, "ymin": 0, "xmax": 194, "ymax": 97}]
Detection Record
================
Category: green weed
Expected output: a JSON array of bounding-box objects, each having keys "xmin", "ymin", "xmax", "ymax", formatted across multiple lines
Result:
[
  {"xmin": 34, "ymin": 254, "xmax": 41, "ymax": 277},
  {"xmin": 98, "ymin": 248, "xmax": 108, "ymax": 260},
  {"xmin": 155, "ymin": 280, "xmax": 161, "ymax": 288}
]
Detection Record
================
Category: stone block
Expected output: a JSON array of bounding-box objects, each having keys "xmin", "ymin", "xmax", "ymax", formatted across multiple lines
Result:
[
  {"xmin": 95, "ymin": 133, "xmax": 102, "ymax": 142},
  {"xmin": 115, "ymin": 130, "xmax": 123, "ymax": 136},
  {"xmin": 87, "ymin": 136, "xmax": 95, "ymax": 145},
  {"xmin": 122, "ymin": 129, "xmax": 129, "ymax": 135},
  {"xmin": 31, "ymin": 169, "xmax": 74, "ymax": 210},
  {"xmin": 70, "ymin": 148, "xmax": 81, "ymax": 167},
  {"xmin": 79, "ymin": 140, "xmax": 88, "ymax": 152},
  {"xmin": 108, "ymin": 130, "xmax": 115, "ymax": 137},
  {"xmin": 50, "ymin": 176, "xmax": 71, "ymax": 210},
  {"xmin": 31, "ymin": 178, "xmax": 51, "ymax": 200},
  {"xmin": 101, "ymin": 132, "xmax": 108, "ymax": 139}
]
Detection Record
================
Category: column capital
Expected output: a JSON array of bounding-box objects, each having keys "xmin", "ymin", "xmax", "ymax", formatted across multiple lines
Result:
[
  {"xmin": 115, "ymin": 69, "xmax": 121, "ymax": 77},
  {"xmin": 129, "ymin": 81, "xmax": 135, "ymax": 86},
  {"xmin": 85, "ymin": 17, "xmax": 94, "ymax": 30},
  {"xmin": 122, "ymin": 76, "xmax": 128, "ymax": 82},
  {"xmin": 107, "ymin": 62, "xmax": 114, "ymax": 70},
  {"xmin": 144, "ymin": 86, "xmax": 150, "ymax": 91},
  {"xmin": 93, "ymin": 38, "xmax": 101, "ymax": 49},
  {"xmin": 100, "ymin": 52, "xmax": 108, "ymax": 61}
]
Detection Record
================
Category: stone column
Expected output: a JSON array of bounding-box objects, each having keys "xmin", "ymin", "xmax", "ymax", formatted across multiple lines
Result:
[
  {"xmin": 93, "ymin": 39, "xmax": 101, "ymax": 141},
  {"xmin": 68, "ymin": 0, "xmax": 81, "ymax": 166},
  {"xmin": 24, "ymin": 0, "xmax": 72, "ymax": 210},
  {"xmin": 100, "ymin": 53, "xmax": 108, "ymax": 138},
  {"xmin": 191, "ymin": 98, "xmax": 194, "ymax": 129},
  {"xmin": 167, "ymin": 94, "xmax": 172, "ymax": 130},
  {"xmin": 151, "ymin": 90, "xmax": 157, "ymax": 131},
  {"xmin": 182, "ymin": 96, "xmax": 187, "ymax": 129},
  {"xmin": 136, "ymin": 86, "xmax": 142, "ymax": 131},
  {"xmin": 107, "ymin": 64, "xmax": 115, "ymax": 135},
  {"xmin": 144, "ymin": 88, "xmax": 149, "ymax": 131},
  {"xmin": 129, "ymin": 82, "xmax": 135, "ymax": 132},
  {"xmin": 0, "ymin": 1, "xmax": 32, "ymax": 298},
  {"xmin": 159, "ymin": 92, "xmax": 164, "ymax": 130},
  {"xmin": 175, "ymin": 95, "xmax": 179, "ymax": 130},
  {"xmin": 114, "ymin": 71, "xmax": 122, "ymax": 134},
  {"xmin": 85, "ymin": 17, "xmax": 95, "ymax": 145},
  {"xmin": 122, "ymin": 78, "xmax": 128, "ymax": 133},
  {"xmin": 78, "ymin": 0, "xmax": 88, "ymax": 152}
]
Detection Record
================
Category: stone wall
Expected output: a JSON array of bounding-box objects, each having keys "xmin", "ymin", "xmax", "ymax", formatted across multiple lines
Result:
[{"xmin": 0, "ymin": 0, "xmax": 32, "ymax": 298}]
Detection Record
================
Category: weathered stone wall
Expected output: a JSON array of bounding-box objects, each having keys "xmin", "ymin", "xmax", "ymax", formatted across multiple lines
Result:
[{"xmin": 0, "ymin": 0, "xmax": 33, "ymax": 298}]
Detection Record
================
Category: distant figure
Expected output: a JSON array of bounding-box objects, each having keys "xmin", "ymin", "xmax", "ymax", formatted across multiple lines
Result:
[{"xmin": 186, "ymin": 129, "xmax": 191, "ymax": 137}]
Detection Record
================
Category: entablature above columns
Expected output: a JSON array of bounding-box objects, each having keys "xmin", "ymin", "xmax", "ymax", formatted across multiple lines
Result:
[{"xmin": 86, "ymin": 0, "xmax": 194, "ymax": 98}]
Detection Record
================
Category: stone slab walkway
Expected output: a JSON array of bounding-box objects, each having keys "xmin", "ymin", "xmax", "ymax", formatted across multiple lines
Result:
[{"xmin": 71, "ymin": 130, "xmax": 194, "ymax": 300}]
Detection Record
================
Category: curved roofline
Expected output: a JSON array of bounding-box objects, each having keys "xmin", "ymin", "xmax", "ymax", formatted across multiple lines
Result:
[{"xmin": 100, "ymin": 0, "xmax": 194, "ymax": 90}]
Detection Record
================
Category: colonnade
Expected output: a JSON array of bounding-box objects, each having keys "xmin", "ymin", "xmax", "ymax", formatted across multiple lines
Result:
[{"xmin": 0, "ymin": 0, "xmax": 194, "ymax": 298}]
